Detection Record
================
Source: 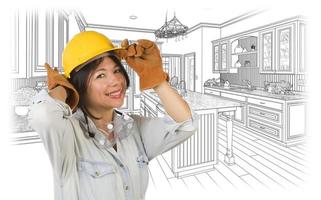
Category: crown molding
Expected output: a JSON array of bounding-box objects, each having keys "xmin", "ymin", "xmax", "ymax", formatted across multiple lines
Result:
[{"xmin": 75, "ymin": 9, "xmax": 265, "ymax": 34}]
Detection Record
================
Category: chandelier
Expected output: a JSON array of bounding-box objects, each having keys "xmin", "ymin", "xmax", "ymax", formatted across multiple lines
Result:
[{"xmin": 154, "ymin": 13, "xmax": 188, "ymax": 40}]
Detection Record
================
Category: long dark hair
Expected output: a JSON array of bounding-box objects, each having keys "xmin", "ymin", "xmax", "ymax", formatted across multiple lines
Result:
[{"xmin": 69, "ymin": 53, "xmax": 130, "ymax": 120}]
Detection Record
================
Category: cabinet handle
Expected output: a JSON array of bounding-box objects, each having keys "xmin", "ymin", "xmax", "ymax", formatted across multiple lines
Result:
[
  {"xmin": 259, "ymin": 112, "xmax": 266, "ymax": 116},
  {"xmin": 259, "ymin": 126, "xmax": 266, "ymax": 130},
  {"xmin": 259, "ymin": 101, "xmax": 266, "ymax": 104}
]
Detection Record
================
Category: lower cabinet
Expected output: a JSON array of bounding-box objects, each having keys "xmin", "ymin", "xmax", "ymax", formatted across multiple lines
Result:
[
  {"xmin": 247, "ymin": 118, "xmax": 282, "ymax": 140},
  {"xmin": 286, "ymin": 101, "xmax": 306, "ymax": 141},
  {"xmin": 248, "ymin": 105, "xmax": 282, "ymax": 125},
  {"xmin": 204, "ymin": 87, "xmax": 306, "ymax": 146},
  {"xmin": 247, "ymin": 103, "xmax": 283, "ymax": 141}
]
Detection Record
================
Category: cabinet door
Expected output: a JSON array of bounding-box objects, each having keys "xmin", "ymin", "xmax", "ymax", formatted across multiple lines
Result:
[
  {"xmin": 276, "ymin": 24, "xmax": 294, "ymax": 73},
  {"xmin": 221, "ymin": 43, "xmax": 228, "ymax": 70},
  {"xmin": 213, "ymin": 44, "xmax": 219, "ymax": 72},
  {"xmin": 260, "ymin": 30, "xmax": 274, "ymax": 73},
  {"xmin": 287, "ymin": 102, "xmax": 306, "ymax": 140},
  {"xmin": 234, "ymin": 103, "xmax": 246, "ymax": 125}
]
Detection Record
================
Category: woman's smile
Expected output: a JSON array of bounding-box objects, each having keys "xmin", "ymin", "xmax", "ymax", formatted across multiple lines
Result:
[{"xmin": 106, "ymin": 88, "xmax": 124, "ymax": 99}]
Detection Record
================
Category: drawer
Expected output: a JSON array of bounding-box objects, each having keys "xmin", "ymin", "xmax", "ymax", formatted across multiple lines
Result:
[
  {"xmin": 248, "ymin": 105, "xmax": 281, "ymax": 125},
  {"xmin": 204, "ymin": 89, "xmax": 220, "ymax": 96},
  {"xmin": 248, "ymin": 97, "xmax": 282, "ymax": 110},
  {"xmin": 248, "ymin": 118, "xmax": 281, "ymax": 140},
  {"xmin": 221, "ymin": 92, "xmax": 246, "ymax": 102}
]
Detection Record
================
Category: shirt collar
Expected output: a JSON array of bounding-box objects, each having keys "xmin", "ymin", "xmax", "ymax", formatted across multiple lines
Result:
[{"xmin": 73, "ymin": 108, "xmax": 134, "ymax": 147}]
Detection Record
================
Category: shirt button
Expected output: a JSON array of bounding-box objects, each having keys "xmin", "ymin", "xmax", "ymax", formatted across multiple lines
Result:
[
  {"xmin": 95, "ymin": 171, "xmax": 100, "ymax": 176},
  {"xmin": 127, "ymin": 123, "xmax": 133, "ymax": 129},
  {"xmin": 124, "ymin": 185, "xmax": 129, "ymax": 190},
  {"xmin": 120, "ymin": 164, "xmax": 124, "ymax": 168},
  {"xmin": 123, "ymin": 115, "xmax": 130, "ymax": 120}
]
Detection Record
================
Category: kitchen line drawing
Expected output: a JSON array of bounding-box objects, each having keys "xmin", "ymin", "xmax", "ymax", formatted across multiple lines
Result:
[{"xmin": 9, "ymin": 7, "xmax": 307, "ymax": 199}]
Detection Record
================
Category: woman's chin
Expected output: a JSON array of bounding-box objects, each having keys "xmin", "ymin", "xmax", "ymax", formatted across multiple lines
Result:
[{"xmin": 111, "ymin": 99, "xmax": 125, "ymax": 109}]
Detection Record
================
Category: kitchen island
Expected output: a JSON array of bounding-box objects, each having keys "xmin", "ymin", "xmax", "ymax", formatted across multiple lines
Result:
[{"xmin": 140, "ymin": 90, "xmax": 241, "ymax": 177}]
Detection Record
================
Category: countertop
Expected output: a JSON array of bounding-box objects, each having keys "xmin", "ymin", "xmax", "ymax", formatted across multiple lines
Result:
[
  {"xmin": 143, "ymin": 90, "xmax": 241, "ymax": 111},
  {"xmin": 204, "ymin": 85, "xmax": 306, "ymax": 101}
]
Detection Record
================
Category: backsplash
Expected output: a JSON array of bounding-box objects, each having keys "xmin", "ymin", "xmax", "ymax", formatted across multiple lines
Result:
[{"xmin": 220, "ymin": 67, "xmax": 306, "ymax": 92}]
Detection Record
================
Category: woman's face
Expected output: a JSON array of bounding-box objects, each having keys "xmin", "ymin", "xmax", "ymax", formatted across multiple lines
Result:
[{"xmin": 85, "ymin": 56, "xmax": 127, "ymax": 111}]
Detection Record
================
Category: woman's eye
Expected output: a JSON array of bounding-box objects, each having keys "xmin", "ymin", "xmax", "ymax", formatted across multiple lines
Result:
[
  {"xmin": 114, "ymin": 68, "xmax": 121, "ymax": 73},
  {"xmin": 96, "ymin": 73, "xmax": 105, "ymax": 79}
]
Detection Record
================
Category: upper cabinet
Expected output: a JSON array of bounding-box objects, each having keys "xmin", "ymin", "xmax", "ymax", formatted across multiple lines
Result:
[
  {"xmin": 10, "ymin": 10, "xmax": 69, "ymax": 78},
  {"xmin": 231, "ymin": 35, "xmax": 258, "ymax": 69},
  {"xmin": 212, "ymin": 40, "xmax": 230, "ymax": 72},
  {"xmin": 259, "ymin": 19, "xmax": 306, "ymax": 74},
  {"xmin": 212, "ymin": 16, "xmax": 306, "ymax": 75}
]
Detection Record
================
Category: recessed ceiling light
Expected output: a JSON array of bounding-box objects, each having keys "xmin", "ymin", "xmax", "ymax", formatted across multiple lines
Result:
[{"xmin": 129, "ymin": 15, "xmax": 137, "ymax": 20}]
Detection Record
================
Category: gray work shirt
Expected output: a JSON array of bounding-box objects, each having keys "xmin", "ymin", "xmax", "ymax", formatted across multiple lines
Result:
[{"xmin": 28, "ymin": 90, "xmax": 198, "ymax": 200}]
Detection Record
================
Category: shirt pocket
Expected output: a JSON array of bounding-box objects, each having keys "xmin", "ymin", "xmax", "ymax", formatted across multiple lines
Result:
[
  {"xmin": 79, "ymin": 160, "xmax": 116, "ymax": 178},
  {"xmin": 78, "ymin": 159, "xmax": 118, "ymax": 199}
]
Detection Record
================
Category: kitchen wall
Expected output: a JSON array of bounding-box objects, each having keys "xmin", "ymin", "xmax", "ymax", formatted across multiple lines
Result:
[
  {"xmin": 220, "ymin": 9, "xmax": 305, "ymax": 37},
  {"xmin": 162, "ymin": 26, "xmax": 221, "ymax": 92}
]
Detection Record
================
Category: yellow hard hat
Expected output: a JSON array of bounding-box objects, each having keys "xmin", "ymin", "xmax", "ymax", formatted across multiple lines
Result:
[{"xmin": 62, "ymin": 31, "xmax": 122, "ymax": 78}]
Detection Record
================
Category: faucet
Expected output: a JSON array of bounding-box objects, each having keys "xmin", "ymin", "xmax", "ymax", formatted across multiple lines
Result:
[{"xmin": 242, "ymin": 79, "xmax": 252, "ymax": 90}]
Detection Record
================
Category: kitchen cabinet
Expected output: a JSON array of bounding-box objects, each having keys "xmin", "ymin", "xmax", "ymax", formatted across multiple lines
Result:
[
  {"xmin": 286, "ymin": 101, "xmax": 306, "ymax": 140},
  {"xmin": 211, "ymin": 16, "xmax": 305, "ymax": 75},
  {"xmin": 230, "ymin": 35, "xmax": 258, "ymax": 70},
  {"xmin": 212, "ymin": 40, "xmax": 230, "ymax": 72},
  {"xmin": 10, "ymin": 10, "xmax": 69, "ymax": 78},
  {"xmin": 247, "ymin": 97, "xmax": 283, "ymax": 141},
  {"xmin": 275, "ymin": 24, "xmax": 294, "ymax": 73},
  {"xmin": 204, "ymin": 86, "xmax": 306, "ymax": 146},
  {"xmin": 259, "ymin": 19, "xmax": 305, "ymax": 74}
]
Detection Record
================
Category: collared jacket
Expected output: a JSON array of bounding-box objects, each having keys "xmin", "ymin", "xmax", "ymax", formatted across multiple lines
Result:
[{"xmin": 28, "ymin": 90, "xmax": 198, "ymax": 200}]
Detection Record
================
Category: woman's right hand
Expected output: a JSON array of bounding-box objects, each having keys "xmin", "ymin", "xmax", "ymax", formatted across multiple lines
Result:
[{"xmin": 45, "ymin": 63, "xmax": 79, "ymax": 111}]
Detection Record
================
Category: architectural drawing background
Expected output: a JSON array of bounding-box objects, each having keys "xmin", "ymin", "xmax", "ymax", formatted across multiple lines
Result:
[{"xmin": 1, "ymin": 0, "xmax": 321, "ymax": 199}]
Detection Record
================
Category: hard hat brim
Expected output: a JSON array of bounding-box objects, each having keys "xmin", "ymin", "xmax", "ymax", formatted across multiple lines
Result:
[{"xmin": 71, "ymin": 48, "xmax": 124, "ymax": 75}]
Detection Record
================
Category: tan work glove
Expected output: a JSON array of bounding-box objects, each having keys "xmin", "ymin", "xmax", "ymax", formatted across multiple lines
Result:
[
  {"xmin": 117, "ymin": 39, "xmax": 169, "ymax": 90},
  {"xmin": 44, "ymin": 63, "xmax": 79, "ymax": 111}
]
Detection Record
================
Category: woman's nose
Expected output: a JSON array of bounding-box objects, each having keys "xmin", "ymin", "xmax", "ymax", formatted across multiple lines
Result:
[{"xmin": 106, "ymin": 73, "xmax": 121, "ymax": 86}]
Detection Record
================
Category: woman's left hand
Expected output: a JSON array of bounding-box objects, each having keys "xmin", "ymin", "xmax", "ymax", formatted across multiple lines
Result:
[{"xmin": 117, "ymin": 39, "xmax": 169, "ymax": 91}]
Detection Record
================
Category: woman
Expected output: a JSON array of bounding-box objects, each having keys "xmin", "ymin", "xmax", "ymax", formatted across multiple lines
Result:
[{"xmin": 28, "ymin": 31, "xmax": 198, "ymax": 200}]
